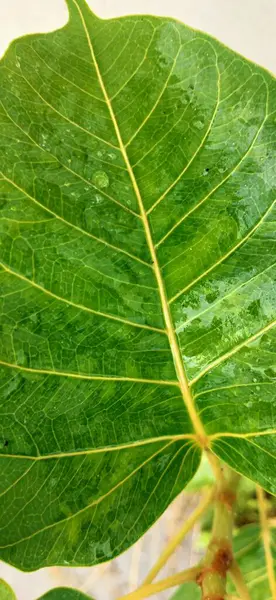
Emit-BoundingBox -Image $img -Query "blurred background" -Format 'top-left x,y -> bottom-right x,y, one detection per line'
0,0 -> 275,598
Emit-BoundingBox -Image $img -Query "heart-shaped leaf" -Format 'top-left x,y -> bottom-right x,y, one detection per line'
0,0 -> 275,570
0,584 -> 92,600
38,588 -> 93,600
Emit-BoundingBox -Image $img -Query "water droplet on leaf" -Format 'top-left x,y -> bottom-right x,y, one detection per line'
92,170 -> 109,189
194,120 -> 204,130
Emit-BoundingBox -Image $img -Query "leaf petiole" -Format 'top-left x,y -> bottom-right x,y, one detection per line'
117,567 -> 200,600
229,561 -> 251,600
196,466 -> 241,600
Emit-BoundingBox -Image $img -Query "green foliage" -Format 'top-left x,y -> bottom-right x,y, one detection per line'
0,582 -> 93,600
38,588 -> 92,600
0,580 -> 16,600
0,0 -> 275,572
228,525 -> 276,599
171,581 -> 200,600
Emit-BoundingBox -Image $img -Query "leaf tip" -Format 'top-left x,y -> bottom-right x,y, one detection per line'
65,0 -> 100,21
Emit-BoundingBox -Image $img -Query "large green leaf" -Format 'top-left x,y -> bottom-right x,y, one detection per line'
0,580 -> 16,600
227,524 -> 276,600
38,588 -> 92,600
171,524 -> 276,600
0,0 -> 275,570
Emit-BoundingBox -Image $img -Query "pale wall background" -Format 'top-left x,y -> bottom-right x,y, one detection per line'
1,0 -> 276,72
0,1 -> 275,599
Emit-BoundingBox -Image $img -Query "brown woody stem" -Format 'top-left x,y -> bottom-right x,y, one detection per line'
196,462 -> 240,600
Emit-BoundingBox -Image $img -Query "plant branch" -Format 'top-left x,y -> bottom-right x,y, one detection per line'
256,485 -> 276,599
196,464 -> 240,600
229,560 -> 251,600
117,566 -> 200,600
143,486 -> 214,585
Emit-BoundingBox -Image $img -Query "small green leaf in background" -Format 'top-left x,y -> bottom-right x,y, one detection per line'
0,0 -> 275,571
38,588 -> 92,600
0,579 -> 16,600
228,524 -> 276,600
171,581 -> 200,600
186,454 -> 215,492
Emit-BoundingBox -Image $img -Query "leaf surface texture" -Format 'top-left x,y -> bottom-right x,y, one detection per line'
0,0 -> 275,569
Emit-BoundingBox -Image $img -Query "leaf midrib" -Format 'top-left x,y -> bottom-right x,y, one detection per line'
3,2 -> 274,453
71,0 -> 208,446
